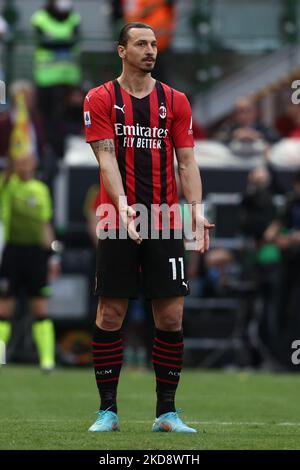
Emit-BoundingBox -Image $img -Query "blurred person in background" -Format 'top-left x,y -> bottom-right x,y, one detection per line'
200,248 -> 240,298
264,170 -> 300,333
240,166 -> 281,348
0,153 -> 60,371
52,85 -> 85,158
240,167 -> 279,242
123,0 -> 176,82
214,97 -> 279,157
31,0 -> 81,159
59,85 -> 85,137
0,81 -> 45,167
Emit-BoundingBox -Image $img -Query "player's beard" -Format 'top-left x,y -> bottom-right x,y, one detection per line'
140,60 -> 156,73
126,55 -> 156,74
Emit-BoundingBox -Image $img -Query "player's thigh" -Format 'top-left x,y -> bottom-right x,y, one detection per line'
95,235 -> 140,298
141,235 -> 189,299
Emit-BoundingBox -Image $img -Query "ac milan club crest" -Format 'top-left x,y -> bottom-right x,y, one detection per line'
159,105 -> 167,119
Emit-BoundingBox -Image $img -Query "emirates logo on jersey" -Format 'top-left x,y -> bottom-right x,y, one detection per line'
159,105 -> 167,119
114,123 -> 169,149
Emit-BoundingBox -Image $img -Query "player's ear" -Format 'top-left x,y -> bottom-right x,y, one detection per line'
117,45 -> 126,60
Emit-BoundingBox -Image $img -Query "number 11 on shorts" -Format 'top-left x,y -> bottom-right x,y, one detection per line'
169,257 -> 184,280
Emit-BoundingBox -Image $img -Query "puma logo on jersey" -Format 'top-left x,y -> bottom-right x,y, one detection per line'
182,281 -> 188,289
114,104 -> 126,114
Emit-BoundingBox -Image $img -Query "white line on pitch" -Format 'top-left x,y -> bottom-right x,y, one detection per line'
125,421 -> 300,426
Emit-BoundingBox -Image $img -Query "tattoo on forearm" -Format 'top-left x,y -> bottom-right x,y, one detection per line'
90,139 -> 115,156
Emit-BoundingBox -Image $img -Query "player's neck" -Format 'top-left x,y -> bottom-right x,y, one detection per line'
117,72 -> 156,99
18,173 -> 34,182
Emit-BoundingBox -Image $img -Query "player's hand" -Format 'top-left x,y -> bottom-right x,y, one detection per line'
119,205 -> 142,244
192,213 -> 215,253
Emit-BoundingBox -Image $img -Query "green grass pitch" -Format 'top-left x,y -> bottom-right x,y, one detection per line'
0,365 -> 300,450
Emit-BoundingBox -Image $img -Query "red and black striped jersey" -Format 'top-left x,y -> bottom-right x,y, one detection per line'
84,79 -> 194,229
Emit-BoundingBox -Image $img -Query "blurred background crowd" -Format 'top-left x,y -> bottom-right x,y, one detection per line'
1,0 -> 300,372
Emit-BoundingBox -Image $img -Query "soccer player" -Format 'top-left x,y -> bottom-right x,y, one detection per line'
84,22 -> 213,433
0,155 -> 59,371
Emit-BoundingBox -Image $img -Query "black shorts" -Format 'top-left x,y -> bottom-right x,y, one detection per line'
95,231 -> 189,299
0,244 -> 50,298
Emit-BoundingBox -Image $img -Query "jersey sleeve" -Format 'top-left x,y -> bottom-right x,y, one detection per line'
171,92 -> 194,148
84,88 -> 115,143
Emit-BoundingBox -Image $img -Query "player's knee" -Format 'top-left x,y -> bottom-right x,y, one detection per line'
0,298 -> 14,318
157,311 -> 182,331
0,308 -> 12,319
30,298 -> 48,318
97,304 -> 124,330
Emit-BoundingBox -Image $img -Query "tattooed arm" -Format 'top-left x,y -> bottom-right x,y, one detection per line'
90,139 -> 126,210
90,139 -> 115,164
89,139 -> 142,243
